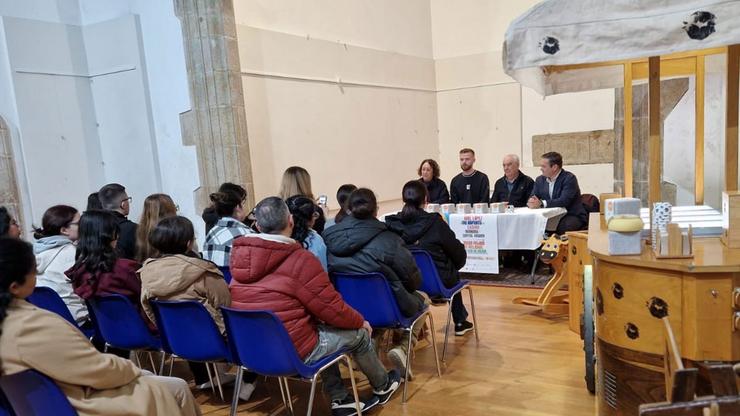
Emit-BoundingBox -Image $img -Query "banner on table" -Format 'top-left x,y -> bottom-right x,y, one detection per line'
448,214 -> 499,274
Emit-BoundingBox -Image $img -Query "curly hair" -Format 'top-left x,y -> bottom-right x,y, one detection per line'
417,159 -> 441,178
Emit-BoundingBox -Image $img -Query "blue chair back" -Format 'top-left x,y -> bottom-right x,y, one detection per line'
332,272 -> 405,328
0,370 -> 77,416
87,294 -> 160,350
0,388 -> 15,416
151,300 -> 230,362
221,308 -> 314,379
410,249 -> 447,297
27,287 -> 77,327
218,266 -> 232,284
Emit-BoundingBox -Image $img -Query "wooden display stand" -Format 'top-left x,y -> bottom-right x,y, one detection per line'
721,191 -> 740,248
587,213 -> 740,415
566,231 -> 592,334
513,234 -> 570,315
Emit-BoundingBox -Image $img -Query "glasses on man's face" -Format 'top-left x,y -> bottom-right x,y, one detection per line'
121,196 -> 132,205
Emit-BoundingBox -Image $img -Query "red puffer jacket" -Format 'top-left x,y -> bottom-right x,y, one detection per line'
229,235 -> 364,359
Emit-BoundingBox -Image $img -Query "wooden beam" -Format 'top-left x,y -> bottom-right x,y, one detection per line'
649,56 -> 662,206
632,57 -> 696,80
695,56 -> 705,204
726,45 -> 740,192
545,46 -> 727,74
624,62 -> 634,197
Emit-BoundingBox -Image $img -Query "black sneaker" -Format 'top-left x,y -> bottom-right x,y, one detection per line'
330,395 -> 370,416
373,369 -> 402,405
455,320 -> 474,336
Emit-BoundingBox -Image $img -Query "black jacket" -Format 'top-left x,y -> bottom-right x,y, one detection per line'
112,211 -> 138,260
491,171 -> 535,207
420,177 -> 450,204
385,211 -> 466,289
323,216 -> 424,317
531,169 -> 588,224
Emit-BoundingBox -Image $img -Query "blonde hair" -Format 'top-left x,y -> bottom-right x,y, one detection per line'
278,166 -> 314,200
135,193 -> 178,262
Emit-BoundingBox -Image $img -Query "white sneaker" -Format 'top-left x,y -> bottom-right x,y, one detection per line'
196,372 -> 236,390
238,380 -> 257,402
387,347 -> 413,381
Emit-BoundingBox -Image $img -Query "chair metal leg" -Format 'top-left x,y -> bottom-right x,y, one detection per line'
442,301 -> 453,362
159,351 -> 166,375
344,355 -> 363,415
427,312 -> 442,378
147,352 -> 157,374
205,361 -> 217,395
169,355 -> 175,376
283,377 -> 294,415
277,377 -> 290,414
306,375 -> 318,416
213,362 -> 225,402
402,327 -> 413,403
230,366 -> 244,416
467,286 -> 480,342
133,351 -> 142,368
530,248 -> 541,284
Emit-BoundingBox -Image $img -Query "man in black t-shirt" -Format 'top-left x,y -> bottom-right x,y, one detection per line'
449,148 -> 490,204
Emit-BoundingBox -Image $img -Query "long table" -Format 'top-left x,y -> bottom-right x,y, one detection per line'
446,207 -> 566,274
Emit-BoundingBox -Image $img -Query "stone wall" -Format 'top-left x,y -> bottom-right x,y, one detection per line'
532,130 -> 614,165
0,117 -> 22,230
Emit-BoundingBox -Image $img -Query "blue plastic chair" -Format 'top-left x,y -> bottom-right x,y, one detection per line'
0,370 -> 77,416
218,266 -> 232,284
220,308 -> 363,416
332,272 -> 442,403
87,294 -> 161,371
410,249 -> 480,361
0,388 -> 15,416
150,300 -> 232,400
27,287 -> 94,339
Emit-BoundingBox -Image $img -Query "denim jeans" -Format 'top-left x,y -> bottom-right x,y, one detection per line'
304,325 -> 388,402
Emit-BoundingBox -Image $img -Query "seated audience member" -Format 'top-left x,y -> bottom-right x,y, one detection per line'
418,159 -> 450,204
230,197 -> 401,415
286,195 -> 328,270
491,154 -> 534,207
0,206 -> 21,238
202,182 -> 246,235
66,210 -> 151,330
0,238 -> 201,416
528,151 -> 588,234
450,148 -> 490,204
279,166 -> 326,234
331,184 -> 357,226
33,205 -> 89,326
385,181 -> 474,336
86,192 -> 102,211
98,183 -> 138,260
138,216 -> 258,400
135,194 -> 178,262
202,187 -> 253,268
323,188 -> 427,379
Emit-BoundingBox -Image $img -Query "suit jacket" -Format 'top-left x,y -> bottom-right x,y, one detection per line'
490,171 -> 535,207
0,299 -> 192,416
531,169 -> 587,223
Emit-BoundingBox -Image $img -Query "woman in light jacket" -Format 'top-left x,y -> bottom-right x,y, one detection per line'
33,205 -> 89,326
0,237 -> 201,416
139,215 -> 257,402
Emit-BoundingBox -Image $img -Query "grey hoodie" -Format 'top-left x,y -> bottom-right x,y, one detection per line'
34,236 -> 89,324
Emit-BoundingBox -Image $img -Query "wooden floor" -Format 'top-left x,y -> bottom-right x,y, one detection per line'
194,286 -> 596,415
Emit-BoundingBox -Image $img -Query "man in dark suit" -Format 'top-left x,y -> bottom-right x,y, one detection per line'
98,183 -> 138,260
527,152 -> 587,234
490,154 -> 534,207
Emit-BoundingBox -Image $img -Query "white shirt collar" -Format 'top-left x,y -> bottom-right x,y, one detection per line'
546,169 -> 562,184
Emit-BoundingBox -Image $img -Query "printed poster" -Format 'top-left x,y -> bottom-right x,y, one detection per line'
448,213 -> 499,274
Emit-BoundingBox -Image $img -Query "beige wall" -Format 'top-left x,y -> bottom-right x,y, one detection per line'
234,0 -> 436,212
235,0 -> 618,214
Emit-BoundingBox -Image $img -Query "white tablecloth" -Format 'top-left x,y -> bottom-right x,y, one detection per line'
446,207 -> 566,274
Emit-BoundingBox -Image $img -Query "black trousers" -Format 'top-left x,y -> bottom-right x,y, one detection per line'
555,215 -> 587,235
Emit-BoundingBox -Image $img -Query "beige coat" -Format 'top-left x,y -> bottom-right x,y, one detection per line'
0,299 -> 192,415
139,255 -> 231,333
